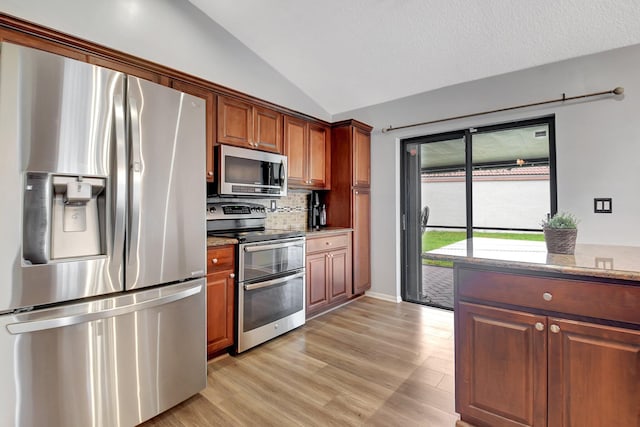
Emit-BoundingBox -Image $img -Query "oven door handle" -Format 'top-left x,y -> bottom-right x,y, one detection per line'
244,240 -> 304,253
244,271 -> 305,291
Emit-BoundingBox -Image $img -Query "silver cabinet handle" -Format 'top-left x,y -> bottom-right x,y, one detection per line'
535,322 -> 545,331
244,271 -> 305,291
244,239 -> 304,253
229,273 -> 235,279
550,324 -> 560,334
211,258 -> 218,264
543,292 -> 553,301
207,171 -> 214,176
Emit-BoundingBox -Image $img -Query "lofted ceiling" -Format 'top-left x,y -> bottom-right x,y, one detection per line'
188,0 -> 640,116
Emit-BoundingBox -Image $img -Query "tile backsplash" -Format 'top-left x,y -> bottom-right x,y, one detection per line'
209,190 -> 310,230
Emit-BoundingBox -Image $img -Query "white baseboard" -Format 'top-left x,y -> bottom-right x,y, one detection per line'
364,291 -> 402,303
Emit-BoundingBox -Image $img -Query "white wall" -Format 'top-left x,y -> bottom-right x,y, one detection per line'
0,0 -> 331,121
423,179 -> 550,230
335,44 -> 640,300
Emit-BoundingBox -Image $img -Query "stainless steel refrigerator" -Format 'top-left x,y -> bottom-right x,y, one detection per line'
0,42 -> 207,426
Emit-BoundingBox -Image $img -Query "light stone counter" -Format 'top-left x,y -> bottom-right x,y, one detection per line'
206,236 -> 238,247
423,237 -> 640,282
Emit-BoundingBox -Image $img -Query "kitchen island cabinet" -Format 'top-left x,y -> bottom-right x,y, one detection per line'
206,244 -> 236,356
425,238 -> 640,427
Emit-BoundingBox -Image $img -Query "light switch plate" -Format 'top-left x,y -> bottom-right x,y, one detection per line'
594,198 -> 612,213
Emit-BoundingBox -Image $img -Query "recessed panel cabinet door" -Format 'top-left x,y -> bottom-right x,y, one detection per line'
352,127 -> 370,187
547,318 -> 640,427
306,252 -> 328,312
457,302 -> 547,427
284,115 -> 307,186
217,96 -> 252,146
308,123 -> 330,188
352,189 -> 371,294
254,106 -> 282,153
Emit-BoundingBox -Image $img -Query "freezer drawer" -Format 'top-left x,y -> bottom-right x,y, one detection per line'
0,279 -> 206,427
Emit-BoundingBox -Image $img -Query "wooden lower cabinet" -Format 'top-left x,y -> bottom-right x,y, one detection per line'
206,245 -> 236,356
455,265 -> 640,427
305,231 -> 352,317
457,302 -> 547,427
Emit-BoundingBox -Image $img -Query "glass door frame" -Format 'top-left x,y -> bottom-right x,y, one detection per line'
400,116 -> 557,307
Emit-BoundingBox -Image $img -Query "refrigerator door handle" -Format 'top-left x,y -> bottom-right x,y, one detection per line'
127,96 -> 143,284
6,283 -> 203,334
113,94 -> 127,277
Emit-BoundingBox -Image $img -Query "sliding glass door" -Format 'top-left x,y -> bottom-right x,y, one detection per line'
401,117 -> 556,309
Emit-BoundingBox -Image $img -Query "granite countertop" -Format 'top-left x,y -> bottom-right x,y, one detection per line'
423,237 -> 640,282
305,227 -> 353,236
206,236 -> 238,247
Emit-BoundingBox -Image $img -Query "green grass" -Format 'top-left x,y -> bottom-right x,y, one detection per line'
422,230 -> 544,267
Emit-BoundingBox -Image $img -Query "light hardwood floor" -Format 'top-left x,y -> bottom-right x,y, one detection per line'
142,297 -> 458,426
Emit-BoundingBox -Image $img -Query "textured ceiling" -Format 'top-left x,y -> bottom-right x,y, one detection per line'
189,0 -> 640,115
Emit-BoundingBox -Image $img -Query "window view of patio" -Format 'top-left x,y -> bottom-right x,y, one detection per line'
403,119 -> 556,309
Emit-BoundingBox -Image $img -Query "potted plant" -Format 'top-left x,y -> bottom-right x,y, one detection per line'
541,212 -> 579,254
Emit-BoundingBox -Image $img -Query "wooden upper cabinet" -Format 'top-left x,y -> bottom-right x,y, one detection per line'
284,115 -> 330,189
308,123 -> 330,187
217,96 -> 253,146
217,95 -> 282,153
353,127 -> 370,187
254,105 -> 282,153
284,116 -> 307,186
171,80 -> 216,181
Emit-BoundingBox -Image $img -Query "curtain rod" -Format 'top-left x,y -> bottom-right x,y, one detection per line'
381,87 -> 624,133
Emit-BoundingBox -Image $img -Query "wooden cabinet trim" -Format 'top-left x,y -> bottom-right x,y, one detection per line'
0,13 -> 346,128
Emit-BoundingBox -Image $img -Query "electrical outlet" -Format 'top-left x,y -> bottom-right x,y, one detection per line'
594,198 -> 612,213
270,200 -> 277,212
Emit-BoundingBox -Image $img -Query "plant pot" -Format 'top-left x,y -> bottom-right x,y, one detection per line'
543,228 -> 578,255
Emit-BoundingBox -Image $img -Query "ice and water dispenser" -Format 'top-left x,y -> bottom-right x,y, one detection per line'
23,172 -> 106,264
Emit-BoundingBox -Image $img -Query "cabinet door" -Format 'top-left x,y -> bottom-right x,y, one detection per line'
206,271 -> 235,355
457,302 -> 547,427
328,248 -> 350,302
254,106 -> 282,153
306,252 -> 328,313
171,80 -> 216,181
352,189 -> 371,294
308,123 -> 330,189
284,115 -> 307,187
352,127 -> 370,187
548,318 -> 640,426
217,96 -> 252,147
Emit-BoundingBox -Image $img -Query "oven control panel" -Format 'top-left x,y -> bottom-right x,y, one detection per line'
206,202 -> 266,221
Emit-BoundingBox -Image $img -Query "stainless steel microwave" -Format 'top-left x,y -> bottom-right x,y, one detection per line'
215,145 -> 287,197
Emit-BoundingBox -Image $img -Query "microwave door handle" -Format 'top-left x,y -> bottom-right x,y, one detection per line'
279,160 -> 285,188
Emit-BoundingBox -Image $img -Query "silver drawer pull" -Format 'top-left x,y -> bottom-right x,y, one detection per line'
535,322 -> 545,331
550,324 -> 560,334
543,292 -> 553,302
211,258 -> 218,264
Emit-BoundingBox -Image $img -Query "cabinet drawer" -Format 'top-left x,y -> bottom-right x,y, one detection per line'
206,246 -> 235,273
306,233 -> 349,253
457,267 -> 640,326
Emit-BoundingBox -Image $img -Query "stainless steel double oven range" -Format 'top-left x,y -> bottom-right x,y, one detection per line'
207,202 -> 306,353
